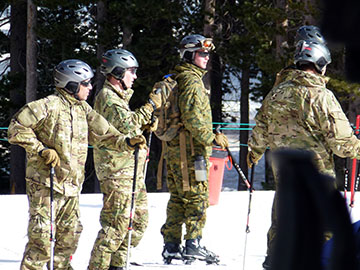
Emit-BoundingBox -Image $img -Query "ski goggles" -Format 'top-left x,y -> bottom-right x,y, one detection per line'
201,38 -> 215,51
127,67 -> 137,75
182,38 -> 215,51
80,80 -> 92,87
197,51 -> 210,57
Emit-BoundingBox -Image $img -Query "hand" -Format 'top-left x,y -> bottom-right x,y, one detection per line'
148,89 -> 162,110
143,117 -> 158,132
127,135 -> 147,150
247,151 -> 261,168
40,148 -> 60,167
214,133 -> 229,149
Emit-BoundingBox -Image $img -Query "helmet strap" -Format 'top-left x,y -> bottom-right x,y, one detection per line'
183,51 -> 194,64
64,82 -> 80,99
120,78 -> 128,90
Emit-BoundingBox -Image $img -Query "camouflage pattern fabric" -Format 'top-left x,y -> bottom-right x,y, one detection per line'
89,80 -> 151,269
88,174 -> 148,269
93,80 -> 152,179
160,62 -> 214,244
8,88 -> 129,196
248,69 -> 360,177
21,182 -> 82,270
8,88 -> 129,270
248,68 -> 360,258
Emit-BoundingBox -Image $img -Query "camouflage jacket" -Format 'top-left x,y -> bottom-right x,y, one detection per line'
93,80 -> 152,179
8,88 -> 129,196
248,69 -> 360,177
168,62 -> 215,158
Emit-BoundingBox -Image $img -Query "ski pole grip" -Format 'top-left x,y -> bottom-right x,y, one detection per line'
215,125 -> 221,134
50,166 -> 55,176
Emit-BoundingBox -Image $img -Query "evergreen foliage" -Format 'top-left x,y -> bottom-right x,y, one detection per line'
1,0 -> 359,193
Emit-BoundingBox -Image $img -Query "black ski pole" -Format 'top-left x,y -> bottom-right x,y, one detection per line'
243,162 -> 255,270
226,148 -> 251,190
351,160 -> 360,215
126,145 -> 140,270
143,113 -> 156,177
49,166 -> 55,270
344,168 -> 349,202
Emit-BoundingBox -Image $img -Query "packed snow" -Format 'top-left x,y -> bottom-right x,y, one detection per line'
1,190 -> 360,270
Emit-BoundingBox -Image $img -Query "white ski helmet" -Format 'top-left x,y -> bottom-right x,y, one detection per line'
54,59 -> 94,94
100,49 -> 139,80
294,40 -> 331,73
179,34 -> 215,61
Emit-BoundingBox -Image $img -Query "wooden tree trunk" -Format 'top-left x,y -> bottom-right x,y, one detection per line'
94,0 -> 106,98
203,0 -> 222,122
239,67 -> 250,190
82,0 -> 108,194
9,1 -> 27,194
26,0 -> 37,103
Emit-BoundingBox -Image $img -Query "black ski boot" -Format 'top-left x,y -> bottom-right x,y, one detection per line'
262,255 -> 272,269
162,242 -> 183,264
183,238 -> 219,265
108,266 -> 124,270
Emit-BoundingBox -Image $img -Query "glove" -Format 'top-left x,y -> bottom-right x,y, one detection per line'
214,133 -> 229,149
126,135 -> 147,150
39,148 -> 60,167
148,90 -> 162,110
142,117 -> 158,132
246,151 -> 261,168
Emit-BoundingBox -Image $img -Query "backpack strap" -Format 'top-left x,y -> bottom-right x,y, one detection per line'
155,73 -> 195,191
157,140 -> 167,190
179,130 -> 190,191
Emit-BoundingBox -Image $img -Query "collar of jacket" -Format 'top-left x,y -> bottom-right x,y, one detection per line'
103,79 -> 134,102
280,68 -> 330,87
56,88 -> 84,105
173,61 -> 208,78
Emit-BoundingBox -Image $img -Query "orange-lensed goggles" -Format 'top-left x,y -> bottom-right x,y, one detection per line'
202,39 -> 215,50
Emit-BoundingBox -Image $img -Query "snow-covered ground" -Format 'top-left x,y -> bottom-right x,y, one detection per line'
0,192 -> 272,270
2,191 -> 360,270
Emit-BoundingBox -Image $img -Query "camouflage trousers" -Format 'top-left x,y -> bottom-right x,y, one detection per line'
21,181 -> 83,270
161,154 -> 210,244
88,176 -> 148,269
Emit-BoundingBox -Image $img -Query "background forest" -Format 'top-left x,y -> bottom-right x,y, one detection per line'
1,0 -> 359,194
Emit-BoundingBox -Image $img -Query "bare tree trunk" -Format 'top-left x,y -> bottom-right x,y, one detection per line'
94,0 -> 106,97
303,0 -> 317,25
9,1 -> 27,194
203,0 -> 222,122
203,0 -> 215,92
122,26 -> 133,49
203,0 -> 215,37
26,0 -> 37,103
275,0 -> 288,58
239,67 -> 250,190
83,0 -> 108,194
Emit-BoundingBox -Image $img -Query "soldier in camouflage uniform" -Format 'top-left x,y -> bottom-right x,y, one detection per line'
8,59 -> 146,270
247,40 -> 360,269
273,25 -> 326,87
160,34 -> 228,264
88,49 -> 161,270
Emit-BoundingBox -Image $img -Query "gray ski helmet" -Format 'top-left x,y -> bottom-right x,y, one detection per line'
179,34 -> 215,60
295,25 -> 326,44
294,40 -> 331,73
100,49 -> 139,79
54,59 -> 94,92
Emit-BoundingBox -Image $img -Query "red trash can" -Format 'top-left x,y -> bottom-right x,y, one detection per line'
208,147 -> 229,205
